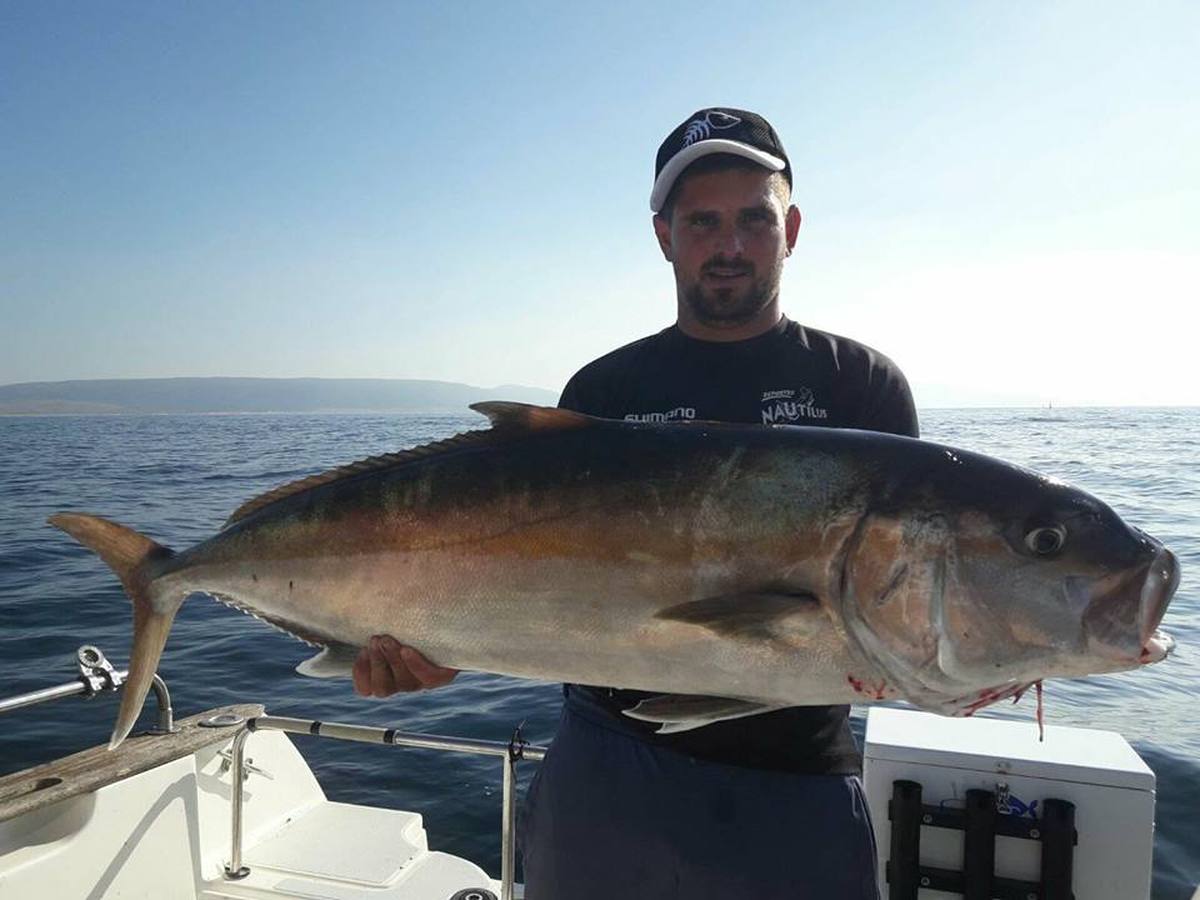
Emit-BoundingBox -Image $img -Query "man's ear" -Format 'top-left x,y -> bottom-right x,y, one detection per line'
652,214 -> 674,262
784,205 -> 802,256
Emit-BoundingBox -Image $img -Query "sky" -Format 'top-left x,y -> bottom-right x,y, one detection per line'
2,2 -> 1197,407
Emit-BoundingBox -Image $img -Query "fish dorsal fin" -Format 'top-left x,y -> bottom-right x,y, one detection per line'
468,401 -> 593,431
223,403 -> 594,528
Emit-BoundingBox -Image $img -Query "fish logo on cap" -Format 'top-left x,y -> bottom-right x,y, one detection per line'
683,110 -> 742,146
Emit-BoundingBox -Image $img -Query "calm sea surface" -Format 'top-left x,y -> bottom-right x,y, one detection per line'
1,408 -> 1196,897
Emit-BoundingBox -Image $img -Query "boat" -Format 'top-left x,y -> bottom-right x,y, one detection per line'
0,644 -> 1170,899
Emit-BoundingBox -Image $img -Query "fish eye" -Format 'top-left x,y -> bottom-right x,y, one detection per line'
1025,525 -> 1067,556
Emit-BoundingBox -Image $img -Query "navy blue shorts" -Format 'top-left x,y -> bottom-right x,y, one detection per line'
518,691 -> 880,899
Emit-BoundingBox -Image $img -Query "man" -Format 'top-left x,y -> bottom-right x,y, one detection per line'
356,107 -> 917,899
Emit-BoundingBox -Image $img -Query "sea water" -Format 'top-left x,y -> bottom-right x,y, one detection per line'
1,408 -> 1196,897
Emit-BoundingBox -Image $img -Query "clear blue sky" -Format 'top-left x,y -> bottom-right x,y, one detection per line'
2,2 -> 1197,406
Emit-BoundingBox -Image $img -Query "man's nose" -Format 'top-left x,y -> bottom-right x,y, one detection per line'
713,224 -> 745,255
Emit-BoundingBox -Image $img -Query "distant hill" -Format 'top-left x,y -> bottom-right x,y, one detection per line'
0,378 -> 559,415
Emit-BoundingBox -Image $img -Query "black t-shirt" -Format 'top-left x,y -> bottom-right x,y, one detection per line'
558,315 -> 919,775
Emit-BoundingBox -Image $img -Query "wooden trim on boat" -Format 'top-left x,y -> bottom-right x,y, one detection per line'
0,703 -> 264,823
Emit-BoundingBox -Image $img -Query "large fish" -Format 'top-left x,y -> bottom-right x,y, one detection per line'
50,403 -> 1179,749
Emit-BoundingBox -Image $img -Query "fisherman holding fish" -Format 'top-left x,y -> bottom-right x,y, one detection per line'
49,106 -> 1178,900
355,108 -> 917,899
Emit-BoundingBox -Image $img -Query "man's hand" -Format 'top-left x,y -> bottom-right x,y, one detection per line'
352,635 -> 459,697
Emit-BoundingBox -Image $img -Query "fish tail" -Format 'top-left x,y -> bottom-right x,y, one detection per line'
48,513 -> 180,750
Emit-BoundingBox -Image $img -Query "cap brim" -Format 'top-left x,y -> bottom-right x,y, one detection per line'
650,140 -> 786,212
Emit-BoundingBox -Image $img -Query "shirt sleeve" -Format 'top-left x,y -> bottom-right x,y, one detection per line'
859,362 -> 920,438
559,356 -> 624,417
557,372 -> 589,413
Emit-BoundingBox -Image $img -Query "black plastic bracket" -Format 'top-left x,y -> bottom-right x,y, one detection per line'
885,779 -> 1077,900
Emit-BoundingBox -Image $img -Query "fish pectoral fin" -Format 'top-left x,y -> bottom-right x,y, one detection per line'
296,643 -> 361,678
655,590 -> 821,641
622,694 -> 781,734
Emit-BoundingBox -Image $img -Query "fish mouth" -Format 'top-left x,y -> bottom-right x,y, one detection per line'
1134,546 -> 1178,663
1080,545 -> 1179,665
1141,630 -> 1175,664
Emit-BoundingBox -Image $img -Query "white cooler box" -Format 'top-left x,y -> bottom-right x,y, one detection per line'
862,707 -> 1156,900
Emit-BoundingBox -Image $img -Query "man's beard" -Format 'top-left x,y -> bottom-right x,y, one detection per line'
680,258 -> 780,328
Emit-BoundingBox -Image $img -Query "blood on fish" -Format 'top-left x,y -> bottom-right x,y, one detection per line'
846,674 -> 889,700
958,682 -> 1033,717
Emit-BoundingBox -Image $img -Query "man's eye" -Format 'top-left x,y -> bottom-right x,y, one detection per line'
689,215 -> 717,229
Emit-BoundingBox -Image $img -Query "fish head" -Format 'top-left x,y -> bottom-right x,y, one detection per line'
839,444 -> 1179,713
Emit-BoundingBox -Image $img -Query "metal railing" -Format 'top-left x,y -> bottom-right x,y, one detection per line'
223,714 -> 547,900
0,645 -> 176,736
0,648 -> 545,899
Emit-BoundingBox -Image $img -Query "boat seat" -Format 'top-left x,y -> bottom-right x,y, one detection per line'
203,800 -> 496,900
248,802 -> 422,883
